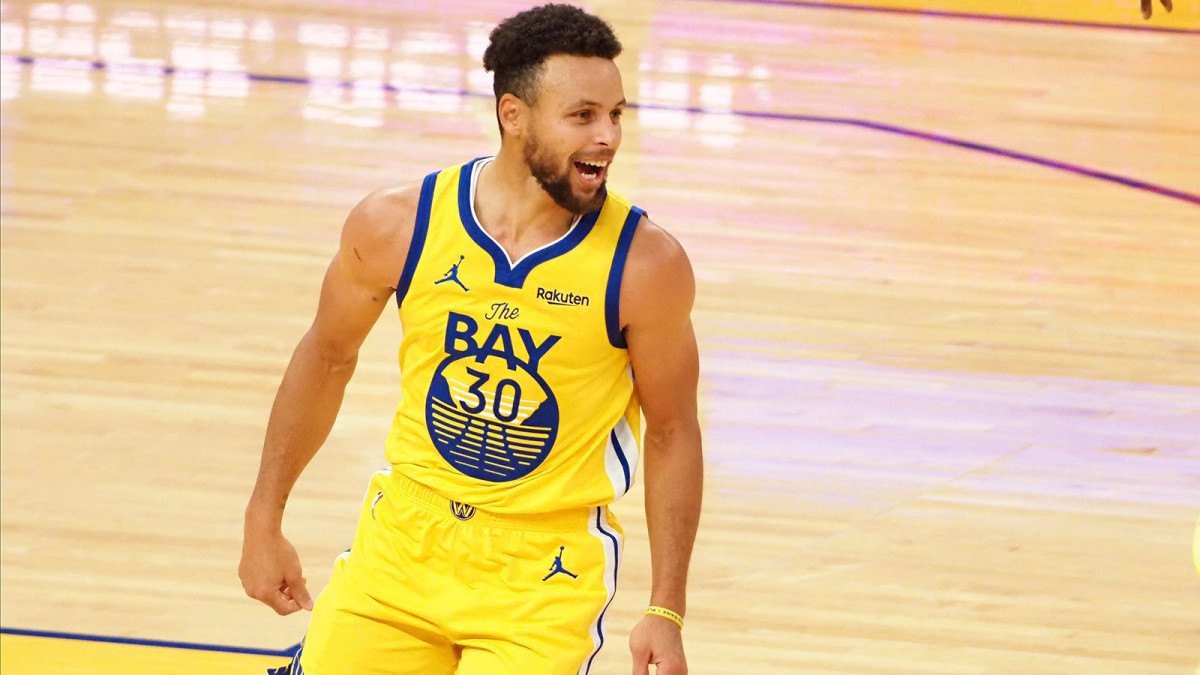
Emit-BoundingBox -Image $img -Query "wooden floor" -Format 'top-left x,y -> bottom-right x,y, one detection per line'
2,0 -> 1199,673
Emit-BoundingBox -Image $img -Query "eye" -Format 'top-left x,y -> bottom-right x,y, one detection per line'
611,109 -> 624,121
574,110 -> 593,121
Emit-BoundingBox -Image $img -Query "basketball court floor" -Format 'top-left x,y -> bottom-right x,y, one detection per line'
1,0 -> 1198,672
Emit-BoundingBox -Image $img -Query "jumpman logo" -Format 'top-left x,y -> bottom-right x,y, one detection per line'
542,546 -> 578,581
434,255 -> 469,292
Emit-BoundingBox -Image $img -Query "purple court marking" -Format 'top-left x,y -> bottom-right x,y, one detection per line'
699,347 -> 1200,498
0,626 -> 301,658
642,103 -> 1200,206
689,0 -> 1200,35
6,54 -> 1198,206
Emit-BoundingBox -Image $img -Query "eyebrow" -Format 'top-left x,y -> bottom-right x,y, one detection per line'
565,98 -> 627,109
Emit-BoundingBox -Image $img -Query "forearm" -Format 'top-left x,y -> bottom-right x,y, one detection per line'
642,419 -> 703,617
246,330 -> 358,528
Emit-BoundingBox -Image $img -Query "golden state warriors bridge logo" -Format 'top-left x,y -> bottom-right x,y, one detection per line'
426,311 -> 560,482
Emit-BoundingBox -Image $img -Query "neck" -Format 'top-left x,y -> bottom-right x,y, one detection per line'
476,146 -> 577,240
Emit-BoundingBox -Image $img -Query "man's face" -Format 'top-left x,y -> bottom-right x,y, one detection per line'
521,55 -> 626,215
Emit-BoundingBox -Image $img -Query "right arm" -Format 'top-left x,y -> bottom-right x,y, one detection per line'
238,186 -> 418,615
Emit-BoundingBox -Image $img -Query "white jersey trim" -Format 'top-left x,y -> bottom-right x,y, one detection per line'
578,506 -> 622,675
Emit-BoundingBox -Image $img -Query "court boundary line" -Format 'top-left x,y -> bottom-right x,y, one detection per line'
691,0 -> 1200,34
4,54 -> 1198,207
0,626 -> 301,658
657,104 -> 1200,206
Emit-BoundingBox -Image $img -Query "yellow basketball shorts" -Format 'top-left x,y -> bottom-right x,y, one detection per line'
292,469 -> 625,675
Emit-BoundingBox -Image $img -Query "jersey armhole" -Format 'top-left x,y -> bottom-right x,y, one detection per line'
395,171 -> 439,307
604,206 -> 645,349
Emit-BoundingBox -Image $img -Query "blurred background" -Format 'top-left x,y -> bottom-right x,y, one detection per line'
1,1 -> 1198,673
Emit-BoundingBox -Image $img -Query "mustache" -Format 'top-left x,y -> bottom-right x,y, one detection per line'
571,154 -> 615,164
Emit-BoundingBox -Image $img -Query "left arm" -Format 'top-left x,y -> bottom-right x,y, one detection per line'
621,215 -> 703,675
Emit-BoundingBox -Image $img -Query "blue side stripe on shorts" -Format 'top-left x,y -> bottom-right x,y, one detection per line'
290,640 -> 304,675
583,507 -> 621,675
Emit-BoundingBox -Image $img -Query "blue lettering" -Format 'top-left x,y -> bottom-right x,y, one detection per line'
519,329 -> 561,372
443,312 -> 560,372
478,323 -> 520,371
444,312 -> 479,355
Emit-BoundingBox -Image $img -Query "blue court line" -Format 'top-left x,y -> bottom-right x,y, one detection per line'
692,0 -> 1200,34
6,54 -> 1198,206
0,626 -> 301,658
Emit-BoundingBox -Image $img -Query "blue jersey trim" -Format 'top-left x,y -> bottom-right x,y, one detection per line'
604,206 -> 644,348
456,157 -> 604,289
395,171 -> 438,307
583,508 -> 621,675
611,429 -> 631,495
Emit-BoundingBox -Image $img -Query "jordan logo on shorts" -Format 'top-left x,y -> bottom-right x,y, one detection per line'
434,255 -> 469,292
542,546 -> 578,581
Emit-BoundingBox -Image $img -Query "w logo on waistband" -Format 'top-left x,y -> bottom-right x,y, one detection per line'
449,501 -> 476,521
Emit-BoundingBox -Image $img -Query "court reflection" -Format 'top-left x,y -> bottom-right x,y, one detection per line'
1,0 -> 754,147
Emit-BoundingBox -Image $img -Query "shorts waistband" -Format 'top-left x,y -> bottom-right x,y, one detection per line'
388,471 -> 598,533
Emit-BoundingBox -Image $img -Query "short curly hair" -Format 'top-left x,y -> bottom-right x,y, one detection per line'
483,4 -> 622,113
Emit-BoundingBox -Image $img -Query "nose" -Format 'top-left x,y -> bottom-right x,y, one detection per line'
596,118 -> 620,148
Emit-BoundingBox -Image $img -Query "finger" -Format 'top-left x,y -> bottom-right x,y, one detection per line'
285,575 -> 314,611
657,660 -> 688,675
269,590 -> 303,616
245,581 -> 284,603
1141,0 -> 1152,18
630,646 -> 651,675
1161,0 -> 1173,13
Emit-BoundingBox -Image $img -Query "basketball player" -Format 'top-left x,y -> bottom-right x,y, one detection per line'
238,5 -> 702,675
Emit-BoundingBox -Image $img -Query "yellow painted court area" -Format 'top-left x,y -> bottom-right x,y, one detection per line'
0,634 -> 287,675
805,0 -> 1200,28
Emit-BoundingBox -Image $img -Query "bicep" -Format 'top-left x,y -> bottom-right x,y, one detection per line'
306,246 -> 394,363
627,312 -> 700,432
306,190 -> 414,362
623,226 -> 700,432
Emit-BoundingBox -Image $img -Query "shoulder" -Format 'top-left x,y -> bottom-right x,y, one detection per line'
344,183 -> 423,248
339,183 -> 424,291
619,214 -> 695,329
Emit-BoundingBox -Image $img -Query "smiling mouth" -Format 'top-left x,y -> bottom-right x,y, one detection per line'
573,159 -> 609,182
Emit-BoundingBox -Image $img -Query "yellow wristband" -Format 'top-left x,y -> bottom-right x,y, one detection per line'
645,606 -> 683,629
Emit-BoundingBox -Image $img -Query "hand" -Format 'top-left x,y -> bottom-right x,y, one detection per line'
629,614 -> 687,675
239,524 -> 314,615
1141,0 -> 1173,19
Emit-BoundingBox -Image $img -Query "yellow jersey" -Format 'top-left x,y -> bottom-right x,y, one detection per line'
383,157 -> 643,515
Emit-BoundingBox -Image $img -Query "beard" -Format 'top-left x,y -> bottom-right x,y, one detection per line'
523,130 -> 607,215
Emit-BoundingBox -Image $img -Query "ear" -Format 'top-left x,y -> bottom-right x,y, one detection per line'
498,93 -> 525,137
